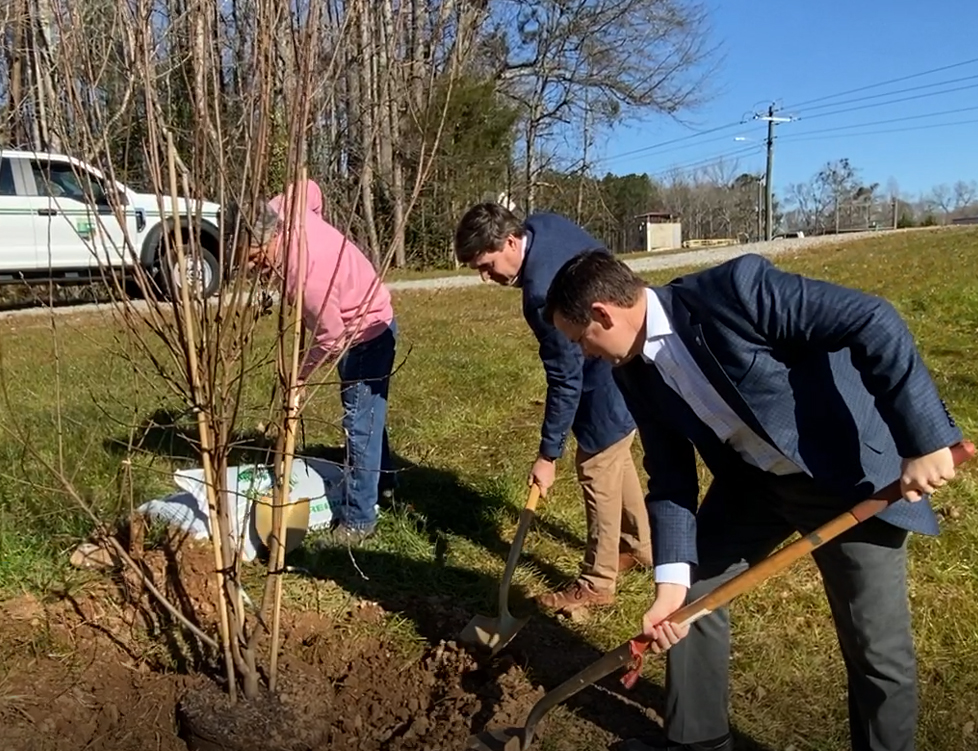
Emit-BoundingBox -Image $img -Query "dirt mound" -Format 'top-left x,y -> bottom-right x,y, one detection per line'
177,631 -> 542,751
0,544 -> 547,751
120,525 -> 225,631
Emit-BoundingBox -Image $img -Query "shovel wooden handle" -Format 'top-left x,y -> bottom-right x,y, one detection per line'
495,483 -> 543,616
621,439 -> 976,688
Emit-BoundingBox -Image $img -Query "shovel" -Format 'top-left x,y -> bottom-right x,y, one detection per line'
460,482 -> 542,655
467,439 -> 976,751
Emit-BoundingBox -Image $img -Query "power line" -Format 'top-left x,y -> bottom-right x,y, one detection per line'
778,116 -> 978,144
796,82 -> 978,122
591,57 -> 978,176
795,73 -> 978,114
581,141 -> 765,181
593,120 -> 747,167
641,143 -> 765,180
784,56 -> 978,110
597,128 -> 757,168
779,105 -> 978,139
595,77 -> 978,170
590,60 -> 978,197
593,78 -> 976,171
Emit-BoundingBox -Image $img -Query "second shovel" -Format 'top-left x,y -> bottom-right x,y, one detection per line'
460,483 -> 542,655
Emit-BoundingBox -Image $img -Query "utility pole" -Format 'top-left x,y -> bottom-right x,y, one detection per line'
756,178 -> 762,241
754,103 -> 794,240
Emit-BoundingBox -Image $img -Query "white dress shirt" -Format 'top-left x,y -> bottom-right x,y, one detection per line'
513,235 -> 527,285
641,288 -> 801,587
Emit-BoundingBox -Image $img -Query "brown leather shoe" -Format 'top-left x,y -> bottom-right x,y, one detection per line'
618,552 -> 653,573
536,580 -> 615,614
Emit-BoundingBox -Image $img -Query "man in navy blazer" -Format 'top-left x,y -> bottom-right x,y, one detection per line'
543,250 -> 960,751
453,203 -> 653,614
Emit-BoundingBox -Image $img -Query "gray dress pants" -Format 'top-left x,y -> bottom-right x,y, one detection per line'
664,471 -> 916,751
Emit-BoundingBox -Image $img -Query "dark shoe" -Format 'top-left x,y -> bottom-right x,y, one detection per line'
328,522 -> 376,547
621,733 -> 733,751
536,579 -> 615,614
618,551 -> 653,573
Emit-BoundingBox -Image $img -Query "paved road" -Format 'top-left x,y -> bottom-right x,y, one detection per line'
0,227 -> 940,321
386,228 -> 938,291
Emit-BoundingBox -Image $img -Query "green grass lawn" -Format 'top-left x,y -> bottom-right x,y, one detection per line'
1,226 -> 978,749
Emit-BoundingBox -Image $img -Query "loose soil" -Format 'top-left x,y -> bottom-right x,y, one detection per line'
0,531 -> 610,751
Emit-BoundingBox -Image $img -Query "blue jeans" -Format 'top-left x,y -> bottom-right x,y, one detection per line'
335,318 -> 396,531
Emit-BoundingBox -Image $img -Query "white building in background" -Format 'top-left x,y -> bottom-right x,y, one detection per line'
636,211 -> 682,252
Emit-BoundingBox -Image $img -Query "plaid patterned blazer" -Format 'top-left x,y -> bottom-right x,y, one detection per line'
613,253 -> 962,568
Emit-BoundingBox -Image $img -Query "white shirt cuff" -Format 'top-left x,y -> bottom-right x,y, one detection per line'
654,562 -> 691,588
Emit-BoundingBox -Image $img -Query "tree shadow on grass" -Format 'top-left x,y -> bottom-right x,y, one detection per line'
102,407 -> 283,467
104,409 -> 584,591
300,442 -> 582,584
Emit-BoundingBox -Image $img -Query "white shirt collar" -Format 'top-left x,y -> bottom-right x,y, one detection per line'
513,234 -> 527,285
642,287 -> 673,360
645,287 -> 673,337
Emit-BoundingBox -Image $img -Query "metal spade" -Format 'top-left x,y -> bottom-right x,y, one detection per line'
460,483 -> 542,655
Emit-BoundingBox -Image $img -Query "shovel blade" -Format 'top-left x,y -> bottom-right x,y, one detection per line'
458,613 -> 530,655
465,727 -> 524,751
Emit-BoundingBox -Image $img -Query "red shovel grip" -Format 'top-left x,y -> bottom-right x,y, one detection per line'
619,439 -> 975,690
622,639 -> 649,690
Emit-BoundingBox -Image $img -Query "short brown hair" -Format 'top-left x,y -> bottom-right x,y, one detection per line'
454,202 -> 526,263
544,250 -> 645,325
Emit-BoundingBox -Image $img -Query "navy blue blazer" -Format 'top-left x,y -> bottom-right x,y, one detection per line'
613,253 -> 962,568
516,212 -> 636,459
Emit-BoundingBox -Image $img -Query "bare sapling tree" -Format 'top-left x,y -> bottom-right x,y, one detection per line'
0,0 -> 476,711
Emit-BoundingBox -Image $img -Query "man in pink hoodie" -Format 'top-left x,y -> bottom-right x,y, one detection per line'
235,179 -> 397,545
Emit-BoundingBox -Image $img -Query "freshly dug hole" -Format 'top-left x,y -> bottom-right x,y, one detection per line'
177,640 -> 543,751
178,678 -> 322,751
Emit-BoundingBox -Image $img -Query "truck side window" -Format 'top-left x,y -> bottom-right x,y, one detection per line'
30,161 -> 109,204
0,159 -> 15,196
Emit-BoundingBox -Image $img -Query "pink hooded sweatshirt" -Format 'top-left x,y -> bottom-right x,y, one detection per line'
269,179 -> 394,383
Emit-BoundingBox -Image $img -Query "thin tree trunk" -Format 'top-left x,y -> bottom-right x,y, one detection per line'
23,0 -> 40,148
8,0 -> 27,145
376,2 -> 393,182
379,0 -> 406,267
409,0 -> 424,115
525,115 -> 538,214
356,2 -> 380,263
576,93 -> 589,223
33,0 -> 61,151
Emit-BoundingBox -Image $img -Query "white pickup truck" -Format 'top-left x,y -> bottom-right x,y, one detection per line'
0,149 -> 226,299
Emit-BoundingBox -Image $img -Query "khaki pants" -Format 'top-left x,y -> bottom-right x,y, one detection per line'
575,430 -> 652,594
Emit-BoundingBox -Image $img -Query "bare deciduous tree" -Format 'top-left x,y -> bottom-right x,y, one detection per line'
488,0 -> 718,212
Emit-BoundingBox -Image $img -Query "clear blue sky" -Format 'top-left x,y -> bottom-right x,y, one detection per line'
594,0 -> 978,200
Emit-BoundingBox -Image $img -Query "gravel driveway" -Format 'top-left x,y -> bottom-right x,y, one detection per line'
0,227 -> 938,321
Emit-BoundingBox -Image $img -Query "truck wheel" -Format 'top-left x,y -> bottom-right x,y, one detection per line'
161,244 -> 221,300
